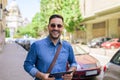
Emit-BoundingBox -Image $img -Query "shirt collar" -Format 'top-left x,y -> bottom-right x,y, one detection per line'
46,35 -> 62,46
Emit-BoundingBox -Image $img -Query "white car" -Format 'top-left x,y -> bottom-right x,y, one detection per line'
103,49 -> 120,80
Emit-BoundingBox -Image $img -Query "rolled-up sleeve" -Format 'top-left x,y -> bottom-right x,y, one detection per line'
29,68 -> 39,77
68,45 -> 77,68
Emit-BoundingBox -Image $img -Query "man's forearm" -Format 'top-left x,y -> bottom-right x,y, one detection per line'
35,71 -> 54,80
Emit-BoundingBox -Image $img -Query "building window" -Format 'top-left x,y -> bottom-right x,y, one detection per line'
93,22 -> 105,29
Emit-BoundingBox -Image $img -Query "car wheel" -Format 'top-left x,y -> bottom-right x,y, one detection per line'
95,44 -> 100,48
96,45 -> 100,48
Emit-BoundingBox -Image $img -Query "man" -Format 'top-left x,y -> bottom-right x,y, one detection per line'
24,14 -> 77,80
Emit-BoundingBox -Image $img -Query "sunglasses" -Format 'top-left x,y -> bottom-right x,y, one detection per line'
50,23 -> 63,28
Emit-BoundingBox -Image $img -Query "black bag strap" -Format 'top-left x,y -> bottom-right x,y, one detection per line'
47,44 -> 62,73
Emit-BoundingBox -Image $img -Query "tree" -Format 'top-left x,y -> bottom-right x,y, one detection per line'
16,23 -> 37,38
39,0 -> 83,33
5,28 -> 10,37
17,0 -> 84,38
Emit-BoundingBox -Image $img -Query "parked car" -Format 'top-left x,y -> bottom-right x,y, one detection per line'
101,38 -> 120,49
87,37 -> 111,48
22,38 -> 37,51
15,38 -> 25,47
71,44 -> 101,80
15,38 -> 37,51
103,49 -> 120,80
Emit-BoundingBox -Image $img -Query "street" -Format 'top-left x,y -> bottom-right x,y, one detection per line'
0,43 -> 33,80
0,43 -> 118,80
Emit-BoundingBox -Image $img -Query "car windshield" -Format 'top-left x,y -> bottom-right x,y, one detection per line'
107,39 -> 117,42
72,44 -> 89,55
111,50 -> 120,65
108,39 -> 114,42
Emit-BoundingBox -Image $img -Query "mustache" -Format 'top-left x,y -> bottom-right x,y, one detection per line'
51,30 -> 60,33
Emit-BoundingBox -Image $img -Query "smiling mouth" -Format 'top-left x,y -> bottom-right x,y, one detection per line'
52,30 -> 60,34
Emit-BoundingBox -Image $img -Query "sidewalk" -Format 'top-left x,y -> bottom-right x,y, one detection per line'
0,43 -> 33,80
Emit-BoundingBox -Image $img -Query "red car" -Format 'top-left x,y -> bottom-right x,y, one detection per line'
101,38 -> 120,49
71,44 -> 101,80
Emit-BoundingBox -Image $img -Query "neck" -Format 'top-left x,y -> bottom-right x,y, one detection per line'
52,39 -> 59,45
49,35 -> 60,45
49,37 -> 59,45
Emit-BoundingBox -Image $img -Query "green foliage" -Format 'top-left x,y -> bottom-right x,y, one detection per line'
16,23 -> 38,38
39,0 -> 83,33
5,28 -> 10,37
17,0 -> 83,37
32,13 -> 45,31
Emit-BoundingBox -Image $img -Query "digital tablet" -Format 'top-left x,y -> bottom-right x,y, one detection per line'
49,71 -> 73,79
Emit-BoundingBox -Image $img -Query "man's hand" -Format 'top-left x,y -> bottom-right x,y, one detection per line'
36,71 -> 55,80
62,73 -> 73,80
62,66 -> 76,80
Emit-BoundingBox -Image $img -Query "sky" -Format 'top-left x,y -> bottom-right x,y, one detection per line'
7,0 -> 40,21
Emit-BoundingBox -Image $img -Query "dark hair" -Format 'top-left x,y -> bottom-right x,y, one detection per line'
49,14 -> 64,23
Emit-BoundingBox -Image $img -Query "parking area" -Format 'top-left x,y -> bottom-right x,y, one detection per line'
79,44 -> 117,55
77,44 -> 119,80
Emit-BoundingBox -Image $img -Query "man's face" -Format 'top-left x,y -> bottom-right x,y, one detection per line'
48,18 -> 64,40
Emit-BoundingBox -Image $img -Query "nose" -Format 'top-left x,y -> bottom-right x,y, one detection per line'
53,25 -> 59,30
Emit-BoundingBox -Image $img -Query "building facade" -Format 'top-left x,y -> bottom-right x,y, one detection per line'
6,0 -> 23,38
79,0 -> 120,43
0,0 -> 7,51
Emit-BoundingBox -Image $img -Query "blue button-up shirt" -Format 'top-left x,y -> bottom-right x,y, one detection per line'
24,36 -> 77,80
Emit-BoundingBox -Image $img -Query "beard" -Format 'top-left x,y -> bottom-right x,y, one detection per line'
49,30 -> 61,40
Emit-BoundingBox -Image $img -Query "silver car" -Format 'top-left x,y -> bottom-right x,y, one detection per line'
103,49 -> 120,80
87,37 -> 111,48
